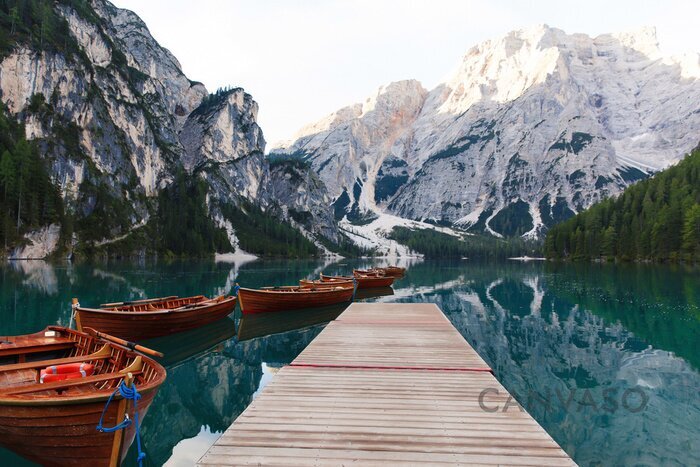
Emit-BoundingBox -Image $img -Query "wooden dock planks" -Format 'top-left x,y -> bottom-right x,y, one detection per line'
199,303 -> 575,466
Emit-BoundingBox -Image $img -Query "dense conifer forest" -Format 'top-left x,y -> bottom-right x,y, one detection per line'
219,201 -> 319,258
389,227 -> 538,260
156,170 -> 232,256
545,147 -> 700,263
0,105 -> 64,250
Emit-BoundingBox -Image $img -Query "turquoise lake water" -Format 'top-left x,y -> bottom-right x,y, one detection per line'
1,259 -> 699,466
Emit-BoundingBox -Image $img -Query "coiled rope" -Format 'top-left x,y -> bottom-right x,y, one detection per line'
97,380 -> 146,466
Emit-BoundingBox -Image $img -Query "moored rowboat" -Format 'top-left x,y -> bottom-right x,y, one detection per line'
238,285 -> 355,314
354,266 -> 406,277
0,326 -> 166,466
321,273 -> 395,289
75,294 -> 237,341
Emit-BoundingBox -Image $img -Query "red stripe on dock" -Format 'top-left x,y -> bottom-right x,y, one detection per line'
289,362 -> 495,373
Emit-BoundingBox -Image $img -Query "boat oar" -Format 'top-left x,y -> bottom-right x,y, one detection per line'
83,327 -> 164,358
100,295 -> 179,308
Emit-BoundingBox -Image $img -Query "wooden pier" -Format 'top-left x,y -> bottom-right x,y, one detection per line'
198,303 -> 575,466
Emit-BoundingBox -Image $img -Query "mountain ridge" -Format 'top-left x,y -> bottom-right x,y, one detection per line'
274,24 -> 700,241
2,6 -> 698,258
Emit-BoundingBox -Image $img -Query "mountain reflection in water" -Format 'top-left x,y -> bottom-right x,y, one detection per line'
0,259 -> 698,466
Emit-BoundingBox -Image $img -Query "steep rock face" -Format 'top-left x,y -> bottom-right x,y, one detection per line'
268,162 -> 338,241
9,224 -> 61,259
181,89 -> 267,203
0,0 -> 336,256
274,80 -> 427,223
90,1 -> 206,132
275,25 -> 700,238
0,0 -> 206,243
180,89 -> 339,242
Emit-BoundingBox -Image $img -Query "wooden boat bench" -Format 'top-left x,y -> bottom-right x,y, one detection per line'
0,356 -> 145,396
0,344 -> 113,374
0,335 -> 76,361
0,370 -> 144,396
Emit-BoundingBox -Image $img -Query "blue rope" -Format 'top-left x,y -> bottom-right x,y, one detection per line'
233,284 -> 241,296
96,381 -> 146,466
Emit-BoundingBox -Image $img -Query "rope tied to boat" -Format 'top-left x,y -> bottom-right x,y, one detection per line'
68,299 -> 80,329
96,380 -> 146,466
233,283 -> 241,296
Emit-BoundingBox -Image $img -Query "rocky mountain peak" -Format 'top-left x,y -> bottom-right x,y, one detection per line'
608,26 -> 660,58
437,26 -> 562,115
281,79 -> 426,148
277,25 -> 700,245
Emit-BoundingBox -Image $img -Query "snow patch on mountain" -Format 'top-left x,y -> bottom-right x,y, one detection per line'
338,212 -> 463,257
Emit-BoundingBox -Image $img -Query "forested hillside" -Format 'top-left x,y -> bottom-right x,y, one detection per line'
545,147 -> 700,263
0,104 -> 64,249
389,227 -> 538,260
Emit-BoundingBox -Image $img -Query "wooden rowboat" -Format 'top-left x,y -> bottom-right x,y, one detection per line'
238,285 -> 355,314
75,294 -> 237,341
321,273 -> 395,289
0,326 -> 166,466
354,266 -> 406,277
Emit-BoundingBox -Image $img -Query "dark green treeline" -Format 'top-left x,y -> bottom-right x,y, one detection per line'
389,226 -> 539,259
545,148 -> 700,263
0,105 -> 64,249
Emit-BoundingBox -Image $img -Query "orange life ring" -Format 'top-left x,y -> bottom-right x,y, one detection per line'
40,363 -> 95,383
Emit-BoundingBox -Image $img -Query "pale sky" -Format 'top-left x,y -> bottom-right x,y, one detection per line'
111,0 -> 699,148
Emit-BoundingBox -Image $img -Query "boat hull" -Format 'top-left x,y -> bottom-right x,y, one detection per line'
355,276 -> 394,288
0,326 -> 166,467
0,386 -> 159,466
238,288 -> 354,315
76,298 -> 237,341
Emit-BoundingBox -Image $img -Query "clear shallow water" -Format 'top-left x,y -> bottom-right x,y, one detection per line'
1,259 -> 699,466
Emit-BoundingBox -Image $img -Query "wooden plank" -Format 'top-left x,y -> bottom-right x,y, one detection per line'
200,447 -> 575,466
198,303 -> 575,466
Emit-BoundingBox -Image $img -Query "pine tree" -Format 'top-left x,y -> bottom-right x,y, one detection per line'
682,204 -> 700,261
602,226 -> 617,258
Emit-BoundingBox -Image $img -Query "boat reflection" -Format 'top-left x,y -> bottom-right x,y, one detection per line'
128,312 -> 331,466
143,317 -> 237,368
237,303 -> 349,341
353,286 -> 394,301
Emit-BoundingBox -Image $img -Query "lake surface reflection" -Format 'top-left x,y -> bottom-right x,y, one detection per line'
1,259 -> 698,466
